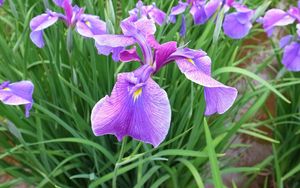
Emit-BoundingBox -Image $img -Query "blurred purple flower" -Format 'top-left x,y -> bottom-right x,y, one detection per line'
190,0 -> 221,25
30,0 -> 106,48
0,81 -> 34,118
168,0 -> 255,39
282,42 -> 300,71
128,0 -> 166,25
92,19 -> 237,147
261,2 -> 300,71
223,3 -> 254,39
261,9 -> 295,37
0,0 -> 4,6
169,1 -> 188,23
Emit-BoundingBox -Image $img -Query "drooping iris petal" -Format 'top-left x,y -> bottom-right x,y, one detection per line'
91,69 -> 171,147
76,14 -> 106,37
203,86 -> 238,115
30,12 -> 60,48
282,42 -> 300,71
0,81 -> 34,117
175,56 -> 237,115
262,9 -> 295,37
223,11 -> 253,39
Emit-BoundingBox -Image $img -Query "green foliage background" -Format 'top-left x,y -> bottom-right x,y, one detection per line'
0,0 -> 300,187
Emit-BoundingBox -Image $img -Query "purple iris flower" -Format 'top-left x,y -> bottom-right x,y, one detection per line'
128,0 -> 166,26
222,1 -> 254,39
261,2 -> 300,71
261,9 -> 295,37
168,0 -> 254,39
169,1 -> 189,23
0,81 -> 34,118
30,0 -> 106,48
189,0 -> 221,25
170,0 -> 221,26
0,0 -> 4,6
92,19 -> 237,147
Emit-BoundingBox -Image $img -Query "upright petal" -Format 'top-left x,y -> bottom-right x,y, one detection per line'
205,0 -> 221,18
175,56 -> 237,115
0,81 -> 34,117
190,4 -> 207,25
91,68 -> 171,147
282,42 -> 300,71
63,0 -> 73,25
262,9 -> 295,37
154,41 -> 178,71
120,19 -> 155,65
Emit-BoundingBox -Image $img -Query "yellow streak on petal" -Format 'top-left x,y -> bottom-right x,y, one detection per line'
85,21 -> 91,28
187,58 -> 195,65
2,88 -> 10,91
133,88 -> 143,102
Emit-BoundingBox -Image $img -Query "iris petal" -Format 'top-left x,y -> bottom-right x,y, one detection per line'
91,70 -> 171,147
0,81 -> 34,117
175,57 -> 237,115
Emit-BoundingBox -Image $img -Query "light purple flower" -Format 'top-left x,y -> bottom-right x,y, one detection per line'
223,4 -> 254,39
189,0 -> 221,25
169,1 -> 188,23
30,0 -> 106,48
260,3 -> 300,71
91,19 -> 237,146
128,0 -> 166,26
0,81 -> 34,117
262,9 -> 295,37
282,42 -> 300,71
0,0 -> 4,6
